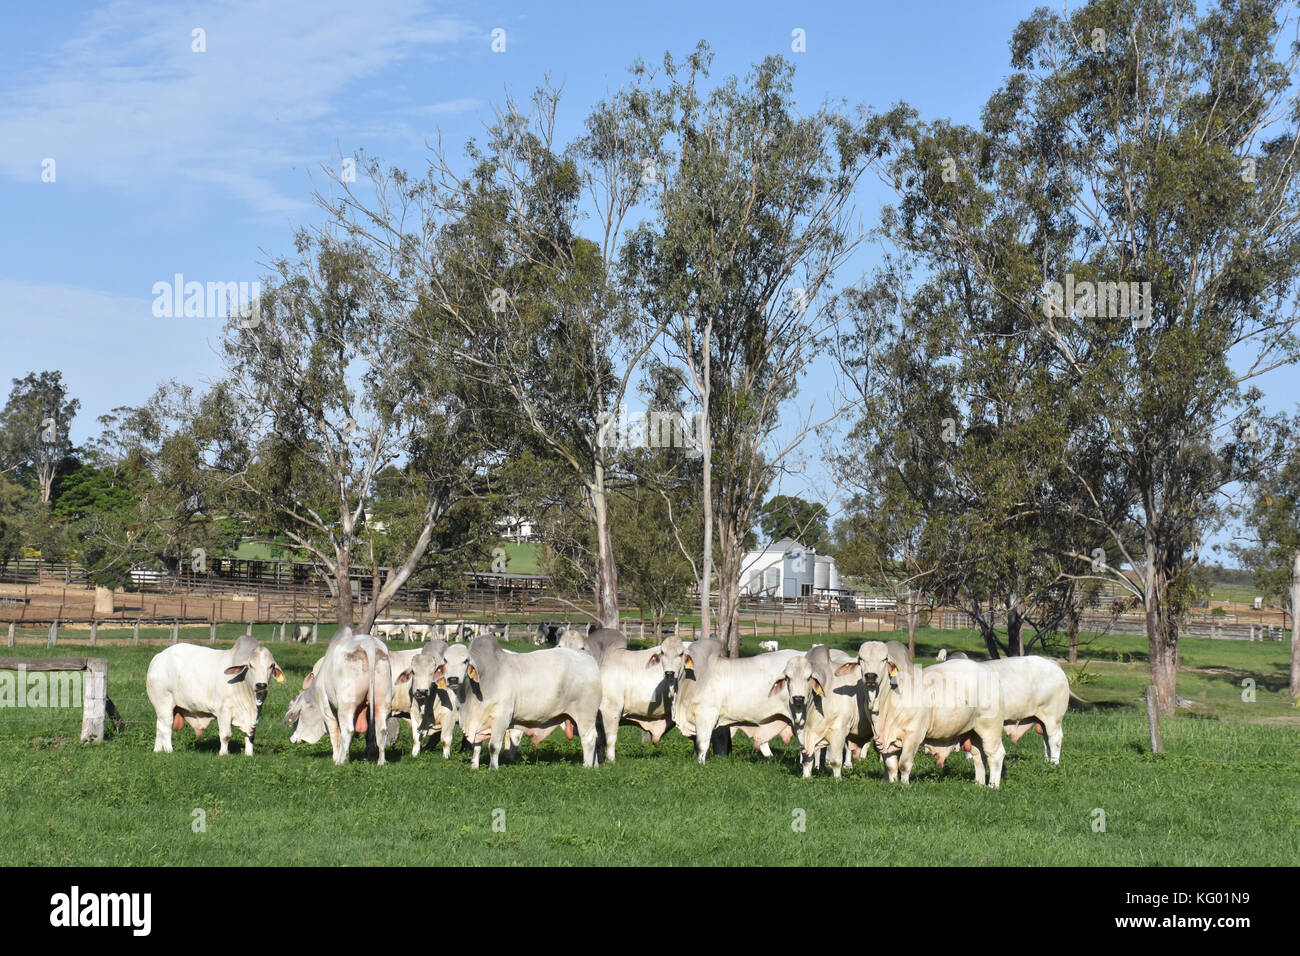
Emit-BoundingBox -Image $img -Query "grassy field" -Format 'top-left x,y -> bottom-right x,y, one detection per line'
1,625 -> 1296,866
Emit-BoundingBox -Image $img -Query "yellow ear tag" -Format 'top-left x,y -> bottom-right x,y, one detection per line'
684,655 -> 694,669
467,664 -> 478,680
437,678 -> 446,689
887,662 -> 898,677
275,672 -> 286,683
813,681 -> 823,697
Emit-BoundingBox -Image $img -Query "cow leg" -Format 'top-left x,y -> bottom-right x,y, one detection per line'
1045,720 -> 1063,765
827,729 -> 846,779
488,720 -> 508,771
801,753 -> 814,778
334,709 -> 354,766
842,743 -> 854,773
599,705 -> 620,763
243,725 -> 255,756
578,717 -> 599,768
153,700 -> 174,753
409,714 -> 421,757
695,710 -> 719,765
470,742 -> 482,770
216,709 -> 233,756
881,750 -> 900,782
897,738 -> 921,785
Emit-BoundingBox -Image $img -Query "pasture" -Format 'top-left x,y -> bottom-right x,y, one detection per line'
1,626 -> 1296,866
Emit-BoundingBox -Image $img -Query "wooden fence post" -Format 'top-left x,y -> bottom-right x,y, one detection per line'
1145,685 -> 1163,754
132,620 -> 140,645
81,657 -> 108,742
245,622 -> 253,638
169,621 -> 179,645
312,622 -> 318,644
48,619 -> 58,647
6,622 -> 13,647
90,620 -> 98,646
210,622 -> 217,645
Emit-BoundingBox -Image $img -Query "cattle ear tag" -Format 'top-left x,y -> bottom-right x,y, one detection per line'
437,679 -> 446,689
887,662 -> 898,677
812,680 -> 823,697
274,668 -> 285,683
467,664 -> 478,680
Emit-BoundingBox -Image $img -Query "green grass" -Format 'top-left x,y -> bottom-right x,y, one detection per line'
1,627 -> 1296,866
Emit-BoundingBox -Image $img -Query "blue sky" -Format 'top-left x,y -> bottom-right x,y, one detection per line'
1,1 -> 1294,560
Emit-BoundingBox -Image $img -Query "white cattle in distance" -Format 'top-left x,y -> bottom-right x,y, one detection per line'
146,636 -> 285,756
284,631 -> 393,765
848,641 -> 1005,787
291,624 -> 313,644
673,640 -> 801,765
451,635 -> 601,770
759,640 -> 779,652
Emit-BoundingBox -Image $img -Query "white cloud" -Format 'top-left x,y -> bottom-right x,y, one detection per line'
0,0 -> 475,212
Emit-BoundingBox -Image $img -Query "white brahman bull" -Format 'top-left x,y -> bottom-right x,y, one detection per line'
925,654 -> 1068,769
452,635 -> 601,770
388,639 -> 449,756
673,642 -> 801,765
846,640 -> 1005,787
146,636 -> 285,756
283,632 -> 393,765
773,644 -> 871,779
592,635 -> 687,762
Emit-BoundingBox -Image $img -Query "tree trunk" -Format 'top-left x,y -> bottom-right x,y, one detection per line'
590,464 -> 621,630
905,590 -> 918,659
1143,517 -> 1179,717
1006,600 -> 1025,656
336,549 -> 353,629
1067,608 -> 1079,664
717,519 -> 743,658
1289,552 -> 1299,698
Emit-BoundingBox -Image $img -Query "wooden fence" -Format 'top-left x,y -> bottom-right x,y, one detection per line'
0,656 -> 111,741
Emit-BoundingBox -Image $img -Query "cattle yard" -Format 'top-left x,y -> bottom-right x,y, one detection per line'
0,624 -> 1295,867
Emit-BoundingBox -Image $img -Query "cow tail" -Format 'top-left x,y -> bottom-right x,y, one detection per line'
366,642 -> 378,730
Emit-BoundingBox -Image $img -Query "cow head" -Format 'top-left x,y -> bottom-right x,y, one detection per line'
441,644 -> 471,692
224,643 -> 284,703
396,649 -> 441,710
283,673 -> 326,744
772,654 -> 823,729
648,635 -> 686,686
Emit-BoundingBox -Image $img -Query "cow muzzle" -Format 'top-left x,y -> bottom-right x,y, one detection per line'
791,695 -> 806,708
446,677 -> 460,688
413,689 -> 430,700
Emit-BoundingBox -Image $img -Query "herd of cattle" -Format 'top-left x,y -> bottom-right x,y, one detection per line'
143,625 -> 1072,786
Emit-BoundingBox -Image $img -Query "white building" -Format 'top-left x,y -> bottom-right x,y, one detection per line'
739,537 -> 842,600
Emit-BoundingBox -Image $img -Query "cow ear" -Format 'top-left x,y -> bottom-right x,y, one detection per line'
769,677 -> 787,696
272,666 -> 285,683
302,672 -> 316,690
396,669 -> 412,685
811,678 -> 824,697
467,662 -> 479,681
834,662 -> 859,677
887,661 -> 899,677
224,665 -> 248,676
646,653 -> 661,668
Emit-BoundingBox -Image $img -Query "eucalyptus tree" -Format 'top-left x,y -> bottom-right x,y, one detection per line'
315,83 -> 658,629
622,45 -> 874,655
0,371 -> 79,503
212,234 -> 505,631
871,0 -> 1300,711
